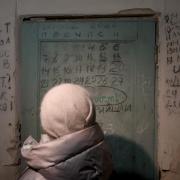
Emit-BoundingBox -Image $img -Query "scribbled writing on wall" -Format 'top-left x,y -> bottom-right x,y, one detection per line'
164,13 -> 180,115
0,21 -> 13,113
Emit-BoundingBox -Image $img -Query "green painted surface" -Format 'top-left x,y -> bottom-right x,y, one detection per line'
21,19 -> 156,179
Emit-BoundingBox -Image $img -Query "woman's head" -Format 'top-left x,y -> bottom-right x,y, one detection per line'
40,84 -> 96,138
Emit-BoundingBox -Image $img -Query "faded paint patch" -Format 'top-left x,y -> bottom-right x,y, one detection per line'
161,171 -> 180,180
170,145 -> 180,174
3,120 -> 21,166
0,166 -> 19,180
161,145 -> 180,180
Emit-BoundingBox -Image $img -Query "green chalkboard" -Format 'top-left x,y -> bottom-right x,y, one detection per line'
21,18 -> 156,179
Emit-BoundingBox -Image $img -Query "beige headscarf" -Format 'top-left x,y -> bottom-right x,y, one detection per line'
40,84 -> 96,138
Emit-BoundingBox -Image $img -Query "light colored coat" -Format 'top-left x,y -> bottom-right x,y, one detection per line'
19,124 -> 112,180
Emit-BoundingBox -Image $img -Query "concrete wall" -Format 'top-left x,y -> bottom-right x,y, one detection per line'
0,1 -> 20,179
0,0 -> 180,179
158,0 -> 180,179
17,0 -> 164,15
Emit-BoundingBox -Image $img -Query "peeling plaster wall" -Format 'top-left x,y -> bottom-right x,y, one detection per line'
0,0 -> 180,179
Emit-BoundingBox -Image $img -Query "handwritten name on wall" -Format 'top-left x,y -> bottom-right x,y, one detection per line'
164,13 -> 180,115
0,20 -> 14,114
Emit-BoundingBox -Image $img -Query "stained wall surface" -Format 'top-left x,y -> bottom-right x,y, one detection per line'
0,0 -> 20,179
158,1 -> 180,179
0,0 -> 180,179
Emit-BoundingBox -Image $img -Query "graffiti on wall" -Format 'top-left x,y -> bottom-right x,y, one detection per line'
0,18 -> 16,164
0,21 -> 14,113
164,13 -> 180,115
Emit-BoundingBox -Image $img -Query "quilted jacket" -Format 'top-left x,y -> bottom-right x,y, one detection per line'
19,124 -> 112,180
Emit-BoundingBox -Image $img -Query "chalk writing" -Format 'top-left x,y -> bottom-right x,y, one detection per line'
38,22 -> 157,152
0,20 -> 14,113
0,18 -> 17,165
96,103 -> 132,114
38,21 -> 137,41
164,13 -> 180,114
39,41 -> 131,114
